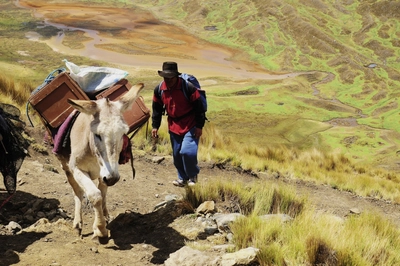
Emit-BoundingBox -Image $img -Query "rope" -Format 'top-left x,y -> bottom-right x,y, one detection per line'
129,119 -> 149,140
0,193 -> 14,211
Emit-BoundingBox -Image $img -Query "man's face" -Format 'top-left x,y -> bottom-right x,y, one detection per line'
164,76 -> 178,88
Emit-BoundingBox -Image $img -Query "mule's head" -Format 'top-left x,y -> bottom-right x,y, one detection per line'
68,83 -> 144,186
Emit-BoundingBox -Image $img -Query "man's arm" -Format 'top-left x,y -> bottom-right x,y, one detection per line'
193,99 -> 205,129
152,85 -> 164,130
186,82 -> 206,129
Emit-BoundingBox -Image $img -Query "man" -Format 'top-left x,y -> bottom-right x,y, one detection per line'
152,62 -> 206,187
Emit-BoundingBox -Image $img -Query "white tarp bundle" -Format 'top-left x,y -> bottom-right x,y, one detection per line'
63,59 -> 128,95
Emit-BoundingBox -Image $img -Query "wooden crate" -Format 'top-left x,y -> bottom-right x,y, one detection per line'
96,79 -> 150,134
28,72 -> 89,128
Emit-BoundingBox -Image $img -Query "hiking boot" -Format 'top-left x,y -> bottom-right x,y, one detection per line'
172,179 -> 187,187
188,176 -> 197,187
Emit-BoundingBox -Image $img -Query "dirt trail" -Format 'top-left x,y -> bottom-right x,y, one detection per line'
2,138 -> 400,265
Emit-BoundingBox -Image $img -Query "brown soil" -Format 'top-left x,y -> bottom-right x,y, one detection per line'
2,126 -> 400,266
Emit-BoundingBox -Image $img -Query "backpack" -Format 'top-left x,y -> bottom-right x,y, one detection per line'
157,73 -> 207,113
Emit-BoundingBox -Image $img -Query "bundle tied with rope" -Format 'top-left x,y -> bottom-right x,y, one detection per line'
0,103 -> 30,194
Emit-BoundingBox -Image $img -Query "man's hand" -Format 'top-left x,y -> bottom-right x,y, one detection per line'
152,128 -> 159,138
194,128 -> 202,139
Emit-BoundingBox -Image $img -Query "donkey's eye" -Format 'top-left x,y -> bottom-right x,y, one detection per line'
95,134 -> 102,141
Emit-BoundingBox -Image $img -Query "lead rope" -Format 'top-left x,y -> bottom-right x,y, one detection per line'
0,193 -> 14,211
0,133 -> 7,154
0,134 -> 8,154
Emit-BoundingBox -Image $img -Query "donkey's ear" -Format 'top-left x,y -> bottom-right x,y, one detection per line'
118,83 -> 144,112
68,99 -> 98,115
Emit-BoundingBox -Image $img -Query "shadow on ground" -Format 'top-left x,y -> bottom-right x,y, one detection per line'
0,231 -> 49,265
0,189 -> 60,266
107,201 -> 187,264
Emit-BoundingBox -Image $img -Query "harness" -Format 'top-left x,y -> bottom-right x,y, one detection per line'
49,112 -> 136,178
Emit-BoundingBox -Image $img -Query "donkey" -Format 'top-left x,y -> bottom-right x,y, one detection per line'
56,83 -> 144,243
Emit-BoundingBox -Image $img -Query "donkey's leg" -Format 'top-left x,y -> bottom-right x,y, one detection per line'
58,157 -> 84,236
67,174 -> 85,235
98,180 -> 110,221
72,169 -> 108,241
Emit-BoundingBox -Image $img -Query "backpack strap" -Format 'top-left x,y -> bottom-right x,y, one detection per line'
181,79 -> 197,101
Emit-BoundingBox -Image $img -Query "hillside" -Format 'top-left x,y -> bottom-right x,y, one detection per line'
3,0 -> 399,172
133,0 -> 400,170
2,1 -> 400,265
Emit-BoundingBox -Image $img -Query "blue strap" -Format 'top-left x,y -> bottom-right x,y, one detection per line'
30,68 -> 66,96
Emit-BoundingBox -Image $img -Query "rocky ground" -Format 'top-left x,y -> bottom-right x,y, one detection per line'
2,126 -> 400,266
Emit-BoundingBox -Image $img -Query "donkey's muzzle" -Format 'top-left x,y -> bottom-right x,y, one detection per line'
103,175 -> 120,186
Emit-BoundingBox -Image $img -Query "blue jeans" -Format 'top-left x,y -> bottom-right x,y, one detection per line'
169,127 -> 199,181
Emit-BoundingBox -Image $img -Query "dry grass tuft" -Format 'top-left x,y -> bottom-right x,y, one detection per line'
184,179 -> 306,218
30,143 -> 49,154
0,74 -> 33,107
269,189 -> 304,218
306,237 -> 338,266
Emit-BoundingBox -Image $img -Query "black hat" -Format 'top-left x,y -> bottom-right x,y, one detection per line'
158,62 -> 181,78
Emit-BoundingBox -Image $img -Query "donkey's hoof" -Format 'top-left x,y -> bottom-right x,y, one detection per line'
74,227 -> 82,237
92,235 -> 109,245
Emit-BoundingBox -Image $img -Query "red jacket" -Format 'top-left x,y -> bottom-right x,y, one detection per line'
152,78 -> 205,135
